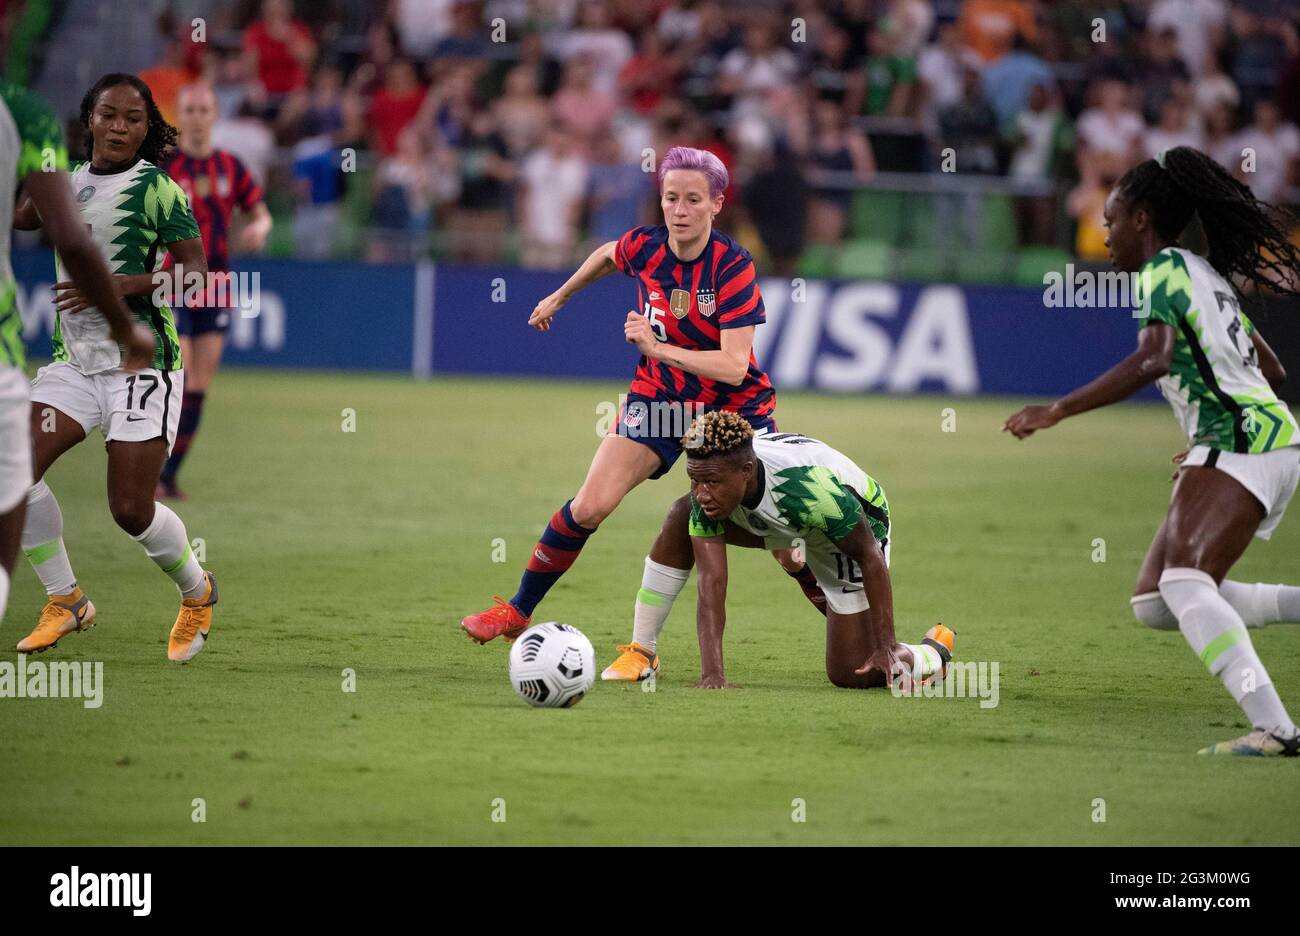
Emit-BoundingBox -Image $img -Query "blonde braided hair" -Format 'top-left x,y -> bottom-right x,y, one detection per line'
682,410 -> 754,459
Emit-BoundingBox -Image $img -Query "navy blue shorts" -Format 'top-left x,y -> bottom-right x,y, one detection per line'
614,392 -> 777,480
174,305 -> 232,337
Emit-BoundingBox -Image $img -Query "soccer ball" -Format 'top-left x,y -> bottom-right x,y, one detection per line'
508,622 -> 596,708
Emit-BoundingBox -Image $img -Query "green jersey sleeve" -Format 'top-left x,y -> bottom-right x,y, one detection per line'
3,81 -> 68,180
688,495 -> 726,538
1137,248 -> 1193,330
144,170 -> 200,244
771,465 -> 864,544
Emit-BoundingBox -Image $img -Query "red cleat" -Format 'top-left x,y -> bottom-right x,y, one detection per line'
461,596 -> 530,644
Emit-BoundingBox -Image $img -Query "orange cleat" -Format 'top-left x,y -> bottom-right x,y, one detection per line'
461,596 -> 530,645
16,588 -> 96,653
600,642 -> 659,681
920,624 -> 955,683
169,571 -> 217,662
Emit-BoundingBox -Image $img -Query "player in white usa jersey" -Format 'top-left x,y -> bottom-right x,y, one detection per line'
1006,146 -> 1300,757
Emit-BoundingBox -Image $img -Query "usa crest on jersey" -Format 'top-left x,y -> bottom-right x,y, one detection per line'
697,289 -> 716,318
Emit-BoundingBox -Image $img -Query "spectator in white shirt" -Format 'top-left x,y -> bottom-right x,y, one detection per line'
717,21 -> 799,123
1144,97 -> 1205,158
518,127 -> 590,269
1076,78 -> 1145,179
555,1 -> 634,96
1227,98 -> 1300,203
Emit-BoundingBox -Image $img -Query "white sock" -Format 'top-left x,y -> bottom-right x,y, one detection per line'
1134,581 -> 1300,631
1218,580 -> 1300,627
900,641 -> 943,680
21,480 -> 76,596
1131,591 -> 1178,630
0,565 -> 9,623
631,556 -> 690,651
1159,568 -> 1296,736
133,502 -> 206,598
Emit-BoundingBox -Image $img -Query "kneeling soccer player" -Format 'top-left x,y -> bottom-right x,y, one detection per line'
639,410 -> 952,689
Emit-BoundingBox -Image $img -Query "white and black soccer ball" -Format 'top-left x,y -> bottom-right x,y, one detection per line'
508,622 -> 596,708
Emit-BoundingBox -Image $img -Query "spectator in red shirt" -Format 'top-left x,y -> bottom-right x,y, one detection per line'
618,28 -> 677,116
242,0 -> 316,101
369,58 -> 427,157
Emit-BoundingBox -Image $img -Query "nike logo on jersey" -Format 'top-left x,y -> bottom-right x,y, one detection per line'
125,415 -> 146,423
648,291 -> 662,301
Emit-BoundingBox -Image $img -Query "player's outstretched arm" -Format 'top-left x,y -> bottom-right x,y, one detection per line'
692,532 -> 737,689
836,517 -> 904,685
23,168 -> 154,369
528,240 -> 618,332
1003,322 -> 1175,439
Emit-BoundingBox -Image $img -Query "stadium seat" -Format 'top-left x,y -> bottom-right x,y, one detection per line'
833,239 -> 892,280
899,247 -> 948,283
799,243 -> 836,279
980,195 -> 1020,253
1013,247 -> 1073,287
851,190 -> 906,243
957,251 -> 1012,284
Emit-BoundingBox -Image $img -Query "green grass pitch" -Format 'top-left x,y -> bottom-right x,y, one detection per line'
1,369 -> 1296,845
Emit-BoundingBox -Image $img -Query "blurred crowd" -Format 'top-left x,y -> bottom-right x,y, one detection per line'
44,0 -> 1300,269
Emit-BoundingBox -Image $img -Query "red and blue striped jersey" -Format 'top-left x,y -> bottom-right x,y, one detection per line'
615,225 -> 775,419
163,149 -> 262,272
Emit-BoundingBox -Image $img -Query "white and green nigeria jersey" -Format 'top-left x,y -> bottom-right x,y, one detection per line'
51,158 -> 199,374
688,432 -> 891,550
0,81 -> 69,372
1138,247 -> 1298,453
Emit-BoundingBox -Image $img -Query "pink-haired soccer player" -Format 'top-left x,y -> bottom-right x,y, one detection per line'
460,147 -> 825,676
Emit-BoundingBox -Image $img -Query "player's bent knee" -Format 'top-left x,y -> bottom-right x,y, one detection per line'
1131,591 -> 1178,630
109,498 -> 154,537
827,665 -> 883,690
771,548 -> 802,572
569,497 -> 610,529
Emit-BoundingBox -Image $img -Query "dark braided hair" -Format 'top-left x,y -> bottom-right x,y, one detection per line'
1117,146 -> 1300,297
79,73 -> 177,166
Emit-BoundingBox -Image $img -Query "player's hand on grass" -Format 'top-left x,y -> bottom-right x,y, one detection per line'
117,323 -> 156,371
624,311 -> 657,356
1002,404 -> 1060,439
857,644 -> 912,693
692,673 -> 739,689
528,290 -> 567,331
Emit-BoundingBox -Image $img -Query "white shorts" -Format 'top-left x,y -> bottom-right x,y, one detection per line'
766,534 -> 892,616
30,361 -> 184,455
0,368 -> 32,513
1184,444 -> 1300,540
